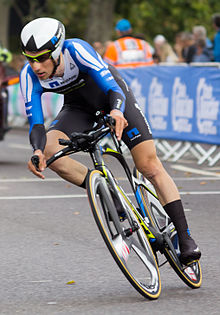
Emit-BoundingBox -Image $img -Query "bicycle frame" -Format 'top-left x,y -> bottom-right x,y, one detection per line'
92,139 -> 163,246
46,125 -> 161,246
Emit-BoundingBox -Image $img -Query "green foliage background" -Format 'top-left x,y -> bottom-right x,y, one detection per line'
5,0 -> 220,50
46,0 -> 220,43
114,0 -> 220,44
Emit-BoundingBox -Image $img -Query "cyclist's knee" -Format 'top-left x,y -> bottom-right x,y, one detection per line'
136,155 -> 164,183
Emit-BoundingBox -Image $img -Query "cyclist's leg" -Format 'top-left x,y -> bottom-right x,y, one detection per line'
44,105 -> 94,186
121,90 -> 201,265
132,143 -> 201,264
131,140 -> 180,205
44,129 -> 88,186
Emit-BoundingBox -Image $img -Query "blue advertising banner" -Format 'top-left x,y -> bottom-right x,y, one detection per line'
119,66 -> 220,145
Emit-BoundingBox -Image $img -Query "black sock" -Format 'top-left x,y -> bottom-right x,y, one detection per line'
79,169 -> 90,189
163,200 -> 190,245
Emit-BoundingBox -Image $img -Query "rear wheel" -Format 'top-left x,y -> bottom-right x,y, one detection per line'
133,167 -> 202,289
163,228 -> 202,288
87,170 -> 161,299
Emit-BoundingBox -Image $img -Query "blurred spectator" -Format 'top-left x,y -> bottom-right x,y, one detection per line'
153,35 -> 166,51
192,25 -> 213,50
174,32 -> 186,62
153,34 -> 165,62
134,33 -> 154,54
173,31 -> 196,62
212,13 -> 220,61
185,26 -> 213,63
191,39 -> 213,62
153,34 -> 178,63
159,42 -> 179,63
103,19 -> 154,68
179,32 -> 195,63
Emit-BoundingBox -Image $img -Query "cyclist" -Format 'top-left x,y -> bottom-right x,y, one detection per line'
20,17 -> 201,265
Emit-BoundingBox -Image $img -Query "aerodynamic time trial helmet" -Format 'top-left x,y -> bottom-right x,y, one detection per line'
20,17 -> 65,60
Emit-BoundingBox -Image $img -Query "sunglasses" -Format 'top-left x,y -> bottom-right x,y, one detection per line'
23,50 -> 52,63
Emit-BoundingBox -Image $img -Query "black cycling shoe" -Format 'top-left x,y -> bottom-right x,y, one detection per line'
179,236 -> 201,265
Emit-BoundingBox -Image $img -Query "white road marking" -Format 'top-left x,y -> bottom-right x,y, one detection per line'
8,143 -> 31,150
172,176 -> 220,181
0,178 -> 64,183
0,175 -> 220,183
29,280 -> 53,283
171,164 -> 220,177
8,143 -> 87,156
180,191 -> 220,195
0,194 -> 86,200
0,191 -> 219,200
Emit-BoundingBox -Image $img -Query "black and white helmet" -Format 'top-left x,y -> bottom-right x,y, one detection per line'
21,17 -> 65,59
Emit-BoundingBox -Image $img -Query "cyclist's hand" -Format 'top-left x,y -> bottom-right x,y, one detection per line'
28,150 -> 46,179
110,109 -> 128,140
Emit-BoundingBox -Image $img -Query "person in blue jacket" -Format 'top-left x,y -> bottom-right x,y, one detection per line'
212,13 -> 220,61
20,17 -> 201,265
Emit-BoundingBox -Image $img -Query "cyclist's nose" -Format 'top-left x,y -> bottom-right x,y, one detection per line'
31,61 -> 42,71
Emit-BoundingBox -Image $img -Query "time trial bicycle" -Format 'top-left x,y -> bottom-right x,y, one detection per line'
35,113 -> 201,300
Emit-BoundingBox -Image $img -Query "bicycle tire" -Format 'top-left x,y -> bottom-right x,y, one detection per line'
87,170 -> 161,300
133,167 -> 202,289
163,231 -> 202,288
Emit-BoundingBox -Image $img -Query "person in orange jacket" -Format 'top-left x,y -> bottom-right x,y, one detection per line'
104,19 -> 154,68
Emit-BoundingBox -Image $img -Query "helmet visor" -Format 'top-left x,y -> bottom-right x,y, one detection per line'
23,50 -> 52,63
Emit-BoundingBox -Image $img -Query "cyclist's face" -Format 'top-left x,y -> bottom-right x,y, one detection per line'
24,50 -> 54,80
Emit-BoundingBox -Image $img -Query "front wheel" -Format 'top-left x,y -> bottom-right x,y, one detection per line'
87,170 -> 161,300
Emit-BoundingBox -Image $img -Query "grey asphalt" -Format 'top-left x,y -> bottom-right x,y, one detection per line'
0,128 -> 220,315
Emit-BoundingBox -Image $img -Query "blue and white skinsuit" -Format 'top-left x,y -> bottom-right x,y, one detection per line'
20,38 -> 152,152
